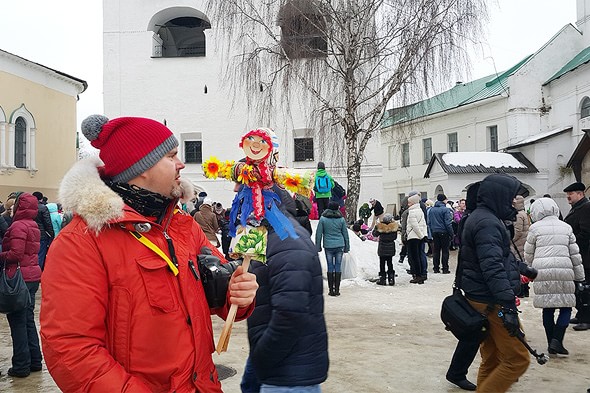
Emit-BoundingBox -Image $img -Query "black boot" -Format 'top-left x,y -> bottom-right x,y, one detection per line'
543,321 -> 555,349
387,270 -> 395,286
377,272 -> 386,285
334,272 -> 342,296
549,326 -> 569,355
327,273 -> 335,296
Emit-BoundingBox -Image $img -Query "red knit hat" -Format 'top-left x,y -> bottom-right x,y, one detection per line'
81,115 -> 178,182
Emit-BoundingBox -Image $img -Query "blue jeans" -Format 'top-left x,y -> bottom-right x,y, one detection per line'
261,385 -> 322,393
543,307 -> 572,327
6,281 -> 42,373
324,248 -> 343,273
38,237 -> 52,270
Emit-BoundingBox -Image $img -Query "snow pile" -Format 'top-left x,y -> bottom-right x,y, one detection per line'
312,220 -> 399,283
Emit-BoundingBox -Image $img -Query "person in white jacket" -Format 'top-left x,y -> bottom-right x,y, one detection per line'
406,194 -> 428,284
524,198 -> 585,356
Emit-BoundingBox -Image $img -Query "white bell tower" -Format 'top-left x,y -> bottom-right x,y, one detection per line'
577,0 -> 590,46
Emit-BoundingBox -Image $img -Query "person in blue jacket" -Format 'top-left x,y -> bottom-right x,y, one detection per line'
315,201 -> 350,296
427,194 -> 454,274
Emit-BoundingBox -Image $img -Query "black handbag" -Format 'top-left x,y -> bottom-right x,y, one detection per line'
441,288 -> 489,342
0,263 -> 31,314
440,243 -> 489,342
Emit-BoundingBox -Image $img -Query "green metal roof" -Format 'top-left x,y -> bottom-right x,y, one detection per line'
544,45 -> 590,85
381,55 -> 532,128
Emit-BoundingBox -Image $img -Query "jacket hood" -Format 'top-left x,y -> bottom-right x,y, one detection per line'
434,200 -> 446,208
375,221 -> 398,233
198,203 -> 213,213
316,169 -> 328,177
477,174 -> 521,221
321,208 -> 342,219
530,197 -> 560,223
58,156 -> 194,233
47,202 -> 58,214
13,193 -> 38,221
513,195 -> 525,211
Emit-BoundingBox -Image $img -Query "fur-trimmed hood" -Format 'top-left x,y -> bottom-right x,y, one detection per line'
58,156 -> 194,233
375,221 -> 399,233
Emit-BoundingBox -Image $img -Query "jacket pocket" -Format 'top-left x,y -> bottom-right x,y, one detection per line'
136,256 -> 179,313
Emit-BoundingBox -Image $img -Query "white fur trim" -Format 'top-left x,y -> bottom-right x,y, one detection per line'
58,156 -> 125,233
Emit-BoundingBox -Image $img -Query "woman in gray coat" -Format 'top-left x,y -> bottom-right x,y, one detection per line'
524,198 -> 585,355
316,201 -> 350,296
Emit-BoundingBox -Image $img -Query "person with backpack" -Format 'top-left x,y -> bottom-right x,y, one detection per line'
314,162 -> 334,217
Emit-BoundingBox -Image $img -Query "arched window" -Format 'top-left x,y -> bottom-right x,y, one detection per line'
10,104 -> 36,172
581,97 -> 590,119
278,0 -> 327,59
151,10 -> 211,58
14,117 -> 27,168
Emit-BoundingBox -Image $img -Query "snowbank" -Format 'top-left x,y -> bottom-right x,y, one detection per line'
312,220 -> 400,284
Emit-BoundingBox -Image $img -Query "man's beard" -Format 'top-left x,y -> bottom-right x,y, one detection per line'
171,184 -> 183,199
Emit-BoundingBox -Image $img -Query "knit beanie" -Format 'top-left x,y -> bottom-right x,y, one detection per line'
81,115 -> 178,183
328,201 -> 340,211
317,161 -> 325,170
408,194 -> 421,205
437,193 -> 446,202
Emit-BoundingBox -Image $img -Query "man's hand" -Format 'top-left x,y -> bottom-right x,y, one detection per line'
228,266 -> 258,308
498,308 -> 520,336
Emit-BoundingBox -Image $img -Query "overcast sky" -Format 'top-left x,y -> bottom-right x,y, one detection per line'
0,0 -> 579,129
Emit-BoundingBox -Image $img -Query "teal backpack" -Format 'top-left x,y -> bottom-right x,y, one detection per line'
316,175 -> 331,193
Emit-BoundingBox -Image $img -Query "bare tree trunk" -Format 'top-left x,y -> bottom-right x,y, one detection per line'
344,124 -> 361,222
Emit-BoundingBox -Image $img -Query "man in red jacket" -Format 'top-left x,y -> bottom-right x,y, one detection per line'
41,115 -> 258,393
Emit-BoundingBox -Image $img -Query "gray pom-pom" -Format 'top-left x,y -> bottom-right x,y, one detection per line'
81,115 -> 109,141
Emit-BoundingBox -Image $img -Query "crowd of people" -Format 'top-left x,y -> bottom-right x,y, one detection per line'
0,115 -> 588,393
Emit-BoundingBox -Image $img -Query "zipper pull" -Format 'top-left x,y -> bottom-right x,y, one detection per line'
188,260 -> 200,281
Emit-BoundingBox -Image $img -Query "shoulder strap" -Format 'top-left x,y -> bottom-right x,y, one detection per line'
511,238 -> 524,262
129,231 -> 179,276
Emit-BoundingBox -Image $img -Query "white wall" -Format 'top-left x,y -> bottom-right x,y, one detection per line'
104,0 -> 382,209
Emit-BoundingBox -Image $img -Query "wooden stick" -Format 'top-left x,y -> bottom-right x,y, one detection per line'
216,255 -> 252,354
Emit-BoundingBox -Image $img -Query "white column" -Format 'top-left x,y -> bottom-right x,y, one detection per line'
0,122 -> 6,167
29,127 -> 36,171
7,122 -> 15,167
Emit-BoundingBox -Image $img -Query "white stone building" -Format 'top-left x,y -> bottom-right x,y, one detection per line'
381,0 -> 590,215
103,0 -> 382,208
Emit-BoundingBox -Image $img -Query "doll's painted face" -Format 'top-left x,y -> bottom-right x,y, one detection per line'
242,135 -> 271,161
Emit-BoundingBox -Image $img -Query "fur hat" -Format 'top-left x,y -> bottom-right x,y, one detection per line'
81,115 -> 178,183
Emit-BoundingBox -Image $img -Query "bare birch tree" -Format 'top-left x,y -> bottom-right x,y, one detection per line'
208,0 -> 489,220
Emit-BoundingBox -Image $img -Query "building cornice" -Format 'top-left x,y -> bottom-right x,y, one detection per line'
0,49 -> 87,95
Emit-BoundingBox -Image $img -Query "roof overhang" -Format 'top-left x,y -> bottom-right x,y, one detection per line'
424,152 -> 538,178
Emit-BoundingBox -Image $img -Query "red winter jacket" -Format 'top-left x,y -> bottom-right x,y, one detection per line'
0,192 -> 41,282
40,158 -> 254,393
